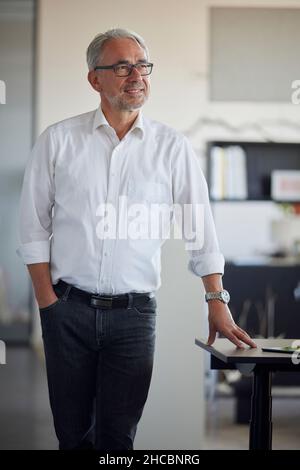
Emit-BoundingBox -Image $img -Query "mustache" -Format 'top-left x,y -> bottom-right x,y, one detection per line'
124,83 -> 144,91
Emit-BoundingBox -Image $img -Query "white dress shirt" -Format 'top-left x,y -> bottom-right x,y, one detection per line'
17,107 -> 224,294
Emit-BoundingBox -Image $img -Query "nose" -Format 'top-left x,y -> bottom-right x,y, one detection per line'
128,65 -> 143,79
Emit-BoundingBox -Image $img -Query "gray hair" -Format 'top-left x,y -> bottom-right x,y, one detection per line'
86,28 -> 149,71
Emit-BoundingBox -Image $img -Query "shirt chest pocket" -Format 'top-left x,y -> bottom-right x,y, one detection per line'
127,179 -> 172,205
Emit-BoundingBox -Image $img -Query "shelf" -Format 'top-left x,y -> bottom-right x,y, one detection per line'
207,141 -> 300,201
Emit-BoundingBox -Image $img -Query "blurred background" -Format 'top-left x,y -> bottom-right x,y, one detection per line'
0,0 -> 300,450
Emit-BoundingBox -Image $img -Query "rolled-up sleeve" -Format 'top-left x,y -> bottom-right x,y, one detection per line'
16,127 -> 55,265
172,136 -> 224,277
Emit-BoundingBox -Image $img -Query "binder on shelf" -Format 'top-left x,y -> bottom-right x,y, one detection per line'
210,145 -> 248,200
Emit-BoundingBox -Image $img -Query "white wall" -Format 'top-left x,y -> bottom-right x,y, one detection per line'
136,239 -> 205,450
35,0 -> 300,449
36,0 -> 208,132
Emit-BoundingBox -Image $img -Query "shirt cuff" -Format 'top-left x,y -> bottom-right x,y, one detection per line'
188,252 -> 225,277
16,240 -> 51,265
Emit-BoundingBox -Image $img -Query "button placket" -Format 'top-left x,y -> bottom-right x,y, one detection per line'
98,144 -> 122,293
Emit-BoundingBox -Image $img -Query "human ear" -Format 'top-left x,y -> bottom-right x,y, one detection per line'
87,70 -> 102,92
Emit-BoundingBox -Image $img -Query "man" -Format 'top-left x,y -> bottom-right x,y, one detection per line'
17,28 -> 256,450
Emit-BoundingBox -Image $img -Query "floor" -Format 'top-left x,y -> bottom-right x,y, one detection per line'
204,395 -> 300,450
0,346 -> 57,450
0,347 -> 299,450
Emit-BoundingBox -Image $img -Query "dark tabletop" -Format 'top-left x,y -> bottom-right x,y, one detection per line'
195,338 -> 300,365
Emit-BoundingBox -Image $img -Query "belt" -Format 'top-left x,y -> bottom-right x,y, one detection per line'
54,280 -> 152,310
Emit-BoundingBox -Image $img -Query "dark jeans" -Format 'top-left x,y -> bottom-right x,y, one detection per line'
39,282 -> 156,450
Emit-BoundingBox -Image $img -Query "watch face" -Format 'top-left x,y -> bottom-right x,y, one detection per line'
221,290 -> 230,303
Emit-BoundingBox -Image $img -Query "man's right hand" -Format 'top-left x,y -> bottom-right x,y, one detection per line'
37,293 -> 58,309
27,262 -> 58,309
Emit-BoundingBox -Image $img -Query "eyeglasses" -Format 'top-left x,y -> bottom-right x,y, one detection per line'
94,62 -> 153,77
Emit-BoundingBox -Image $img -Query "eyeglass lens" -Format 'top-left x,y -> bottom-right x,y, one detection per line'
115,63 -> 152,76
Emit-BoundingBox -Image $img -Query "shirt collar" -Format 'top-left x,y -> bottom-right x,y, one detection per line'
92,106 -> 144,140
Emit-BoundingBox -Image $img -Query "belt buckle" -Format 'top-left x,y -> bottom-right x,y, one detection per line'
91,295 -> 113,309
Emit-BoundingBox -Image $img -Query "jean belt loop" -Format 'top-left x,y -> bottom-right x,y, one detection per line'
127,293 -> 133,309
62,284 -> 72,301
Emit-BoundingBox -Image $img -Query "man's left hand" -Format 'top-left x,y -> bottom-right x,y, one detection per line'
207,301 -> 257,349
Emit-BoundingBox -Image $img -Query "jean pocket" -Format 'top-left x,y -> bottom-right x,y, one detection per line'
133,297 -> 157,316
39,298 -> 62,312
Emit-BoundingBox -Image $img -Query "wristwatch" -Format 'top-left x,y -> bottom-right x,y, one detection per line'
205,290 -> 230,304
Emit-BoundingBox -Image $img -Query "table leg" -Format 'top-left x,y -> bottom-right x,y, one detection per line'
249,366 -> 272,450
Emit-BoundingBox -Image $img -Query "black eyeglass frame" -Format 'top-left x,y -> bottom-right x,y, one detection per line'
94,62 -> 154,77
